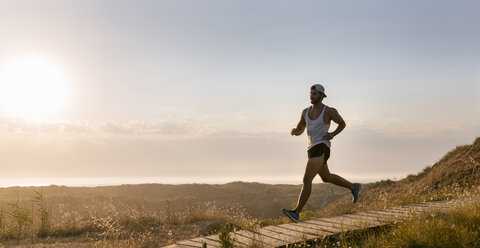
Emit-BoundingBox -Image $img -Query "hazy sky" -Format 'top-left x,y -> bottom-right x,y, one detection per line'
0,0 -> 479,186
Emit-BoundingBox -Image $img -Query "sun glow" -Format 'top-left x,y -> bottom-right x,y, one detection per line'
0,56 -> 70,121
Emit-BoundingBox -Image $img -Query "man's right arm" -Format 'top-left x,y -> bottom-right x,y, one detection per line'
291,109 -> 306,136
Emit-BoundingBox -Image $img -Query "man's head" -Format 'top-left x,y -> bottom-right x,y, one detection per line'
310,84 -> 326,104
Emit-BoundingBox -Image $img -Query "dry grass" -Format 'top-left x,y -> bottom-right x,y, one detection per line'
0,191 -> 256,247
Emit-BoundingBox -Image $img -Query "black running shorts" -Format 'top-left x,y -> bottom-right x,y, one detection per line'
307,143 -> 330,161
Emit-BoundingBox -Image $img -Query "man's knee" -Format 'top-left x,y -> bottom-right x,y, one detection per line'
320,174 -> 332,183
302,177 -> 314,186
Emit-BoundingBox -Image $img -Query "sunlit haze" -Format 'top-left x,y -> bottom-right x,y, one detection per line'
0,56 -> 70,121
0,0 -> 479,187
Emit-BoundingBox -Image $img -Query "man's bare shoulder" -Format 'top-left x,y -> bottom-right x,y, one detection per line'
325,106 -> 345,123
326,106 -> 339,114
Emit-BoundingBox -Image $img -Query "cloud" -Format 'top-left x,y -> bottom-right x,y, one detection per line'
0,116 -> 478,183
0,116 -> 292,140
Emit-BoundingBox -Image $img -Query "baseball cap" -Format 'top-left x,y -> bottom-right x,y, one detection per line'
310,84 -> 327,97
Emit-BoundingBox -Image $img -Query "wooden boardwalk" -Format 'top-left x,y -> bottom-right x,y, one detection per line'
163,195 -> 479,248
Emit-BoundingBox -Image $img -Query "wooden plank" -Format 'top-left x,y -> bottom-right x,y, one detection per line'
362,212 -> 401,223
354,212 -> 396,223
262,225 -> 305,239
302,220 -> 346,234
272,224 -> 321,240
393,205 -> 440,215
380,208 -> 413,216
334,214 -> 382,227
368,210 -> 409,220
363,210 -> 398,219
286,222 -> 329,237
321,216 -> 366,229
245,228 -> 290,247
341,214 -> 385,227
222,231 -> 249,247
305,219 -> 351,232
228,230 -> 259,247
381,210 -> 414,219
289,222 -> 336,236
230,230 -> 276,248
263,224 -> 318,242
253,227 -> 298,244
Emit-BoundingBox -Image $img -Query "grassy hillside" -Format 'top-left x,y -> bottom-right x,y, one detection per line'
313,137 -> 480,248
313,137 -> 480,218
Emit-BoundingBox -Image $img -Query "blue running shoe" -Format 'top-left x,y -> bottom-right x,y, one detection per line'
352,183 -> 361,203
281,208 -> 299,223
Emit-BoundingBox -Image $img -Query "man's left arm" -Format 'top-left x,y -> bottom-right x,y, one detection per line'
323,108 -> 346,140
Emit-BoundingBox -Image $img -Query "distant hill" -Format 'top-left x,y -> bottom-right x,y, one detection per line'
0,181 -> 349,219
317,137 -> 480,217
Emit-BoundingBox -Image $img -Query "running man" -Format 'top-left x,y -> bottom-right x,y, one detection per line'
282,84 -> 360,223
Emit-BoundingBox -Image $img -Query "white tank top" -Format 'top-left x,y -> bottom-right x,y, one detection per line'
304,105 -> 331,149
